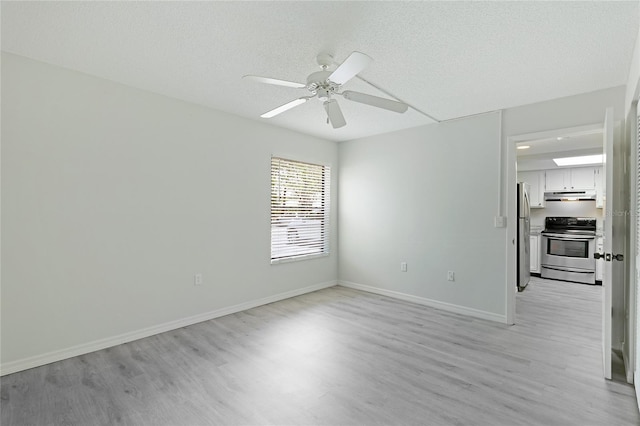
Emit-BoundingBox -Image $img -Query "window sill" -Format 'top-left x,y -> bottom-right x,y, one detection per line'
271,252 -> 329,265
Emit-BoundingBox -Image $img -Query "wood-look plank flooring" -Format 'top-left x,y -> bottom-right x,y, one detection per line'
2,278 -> 639,425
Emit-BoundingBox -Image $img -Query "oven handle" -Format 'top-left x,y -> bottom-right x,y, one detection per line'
541,234 -> 595,241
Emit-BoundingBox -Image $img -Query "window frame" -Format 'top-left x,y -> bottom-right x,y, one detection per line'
270,156 -> 331,264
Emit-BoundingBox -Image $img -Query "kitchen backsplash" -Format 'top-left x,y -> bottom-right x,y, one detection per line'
530,200 -> 603,229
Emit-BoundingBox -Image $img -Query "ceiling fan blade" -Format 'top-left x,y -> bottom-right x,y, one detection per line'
341,90 -> 409,113
243,75 -> 306,89
328,51 -> 373,85
261,97 -> 309,118
323,99 -> 347,129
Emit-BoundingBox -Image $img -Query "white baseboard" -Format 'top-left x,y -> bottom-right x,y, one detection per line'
1,280 -> 337,376
338,280 -> 507,324
636,371 -> 640,413
622,341 -> 634,384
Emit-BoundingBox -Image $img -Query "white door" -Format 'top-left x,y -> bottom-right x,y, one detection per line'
602,107 -> 614,380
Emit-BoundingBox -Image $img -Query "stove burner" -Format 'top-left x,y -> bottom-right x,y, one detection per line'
543,216 -> 596,235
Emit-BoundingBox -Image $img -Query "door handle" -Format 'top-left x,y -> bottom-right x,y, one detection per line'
600,253 -> 625,262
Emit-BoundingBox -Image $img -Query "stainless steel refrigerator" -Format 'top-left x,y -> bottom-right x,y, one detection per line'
517,182 -> 531,291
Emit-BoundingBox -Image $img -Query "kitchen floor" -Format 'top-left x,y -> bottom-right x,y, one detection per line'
526,275 -> 627,382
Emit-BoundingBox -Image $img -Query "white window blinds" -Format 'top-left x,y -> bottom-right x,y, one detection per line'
270,157 -> 330,262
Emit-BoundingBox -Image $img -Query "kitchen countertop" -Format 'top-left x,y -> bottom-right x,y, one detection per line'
530,225 -> 543,235
529,225 -> 602,237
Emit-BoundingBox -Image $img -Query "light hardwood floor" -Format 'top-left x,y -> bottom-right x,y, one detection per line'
2,278 -> 639,425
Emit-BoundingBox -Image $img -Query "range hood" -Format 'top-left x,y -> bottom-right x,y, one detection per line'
544,190 -> 596,201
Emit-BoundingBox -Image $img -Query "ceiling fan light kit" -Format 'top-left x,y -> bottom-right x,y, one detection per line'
243,51 -> 410,129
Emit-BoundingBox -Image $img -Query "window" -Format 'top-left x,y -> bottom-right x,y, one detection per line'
270,157 -> 330,262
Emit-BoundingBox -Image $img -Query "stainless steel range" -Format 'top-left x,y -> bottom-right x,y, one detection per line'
540,217 -> 597,285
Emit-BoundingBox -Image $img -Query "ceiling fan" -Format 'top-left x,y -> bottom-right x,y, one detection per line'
243,52 -> 409,129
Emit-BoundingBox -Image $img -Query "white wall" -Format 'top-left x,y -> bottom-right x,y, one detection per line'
625,25 -> 640,118
338,112 -> 506,321
502,87 -> 626,140
626,20 -> 640,399
1,53 -> 338,373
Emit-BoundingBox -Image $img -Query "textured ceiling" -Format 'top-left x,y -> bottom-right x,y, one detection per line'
517,132 -> 604,170
2,1 -> 638,142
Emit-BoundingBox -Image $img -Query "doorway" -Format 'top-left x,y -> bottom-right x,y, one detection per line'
505,121 -> 624,381
506,123 -> 604,324
517,129 -> 604,285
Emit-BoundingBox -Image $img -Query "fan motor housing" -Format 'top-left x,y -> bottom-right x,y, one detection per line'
306,70 -> 339,95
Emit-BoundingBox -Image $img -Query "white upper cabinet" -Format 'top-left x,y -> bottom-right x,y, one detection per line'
545,169 -> 568,191
569,167 -> 596,190
545,167 -> 596,191
517,170 -> 545,208
519,166 -> 600,209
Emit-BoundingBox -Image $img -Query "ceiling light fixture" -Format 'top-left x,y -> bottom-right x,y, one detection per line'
553,154 -> 603,167
517,145 -> 530,150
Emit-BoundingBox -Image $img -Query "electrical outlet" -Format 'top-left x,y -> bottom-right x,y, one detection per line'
447,271 -> 455,281
194,273 -> 203,286
400,262 -> 407,272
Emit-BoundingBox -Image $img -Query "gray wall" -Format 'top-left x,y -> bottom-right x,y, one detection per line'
1,53 -> 339,371
338,112 -> 507,321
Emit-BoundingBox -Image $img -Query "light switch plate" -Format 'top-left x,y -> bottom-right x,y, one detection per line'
494,216 -> 506,228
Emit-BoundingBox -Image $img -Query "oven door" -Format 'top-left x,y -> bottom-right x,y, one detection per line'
541,233 -> 595,271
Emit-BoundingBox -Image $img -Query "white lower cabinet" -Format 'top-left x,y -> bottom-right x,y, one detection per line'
596,236 -> 603,281
530,234 -> 540,274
